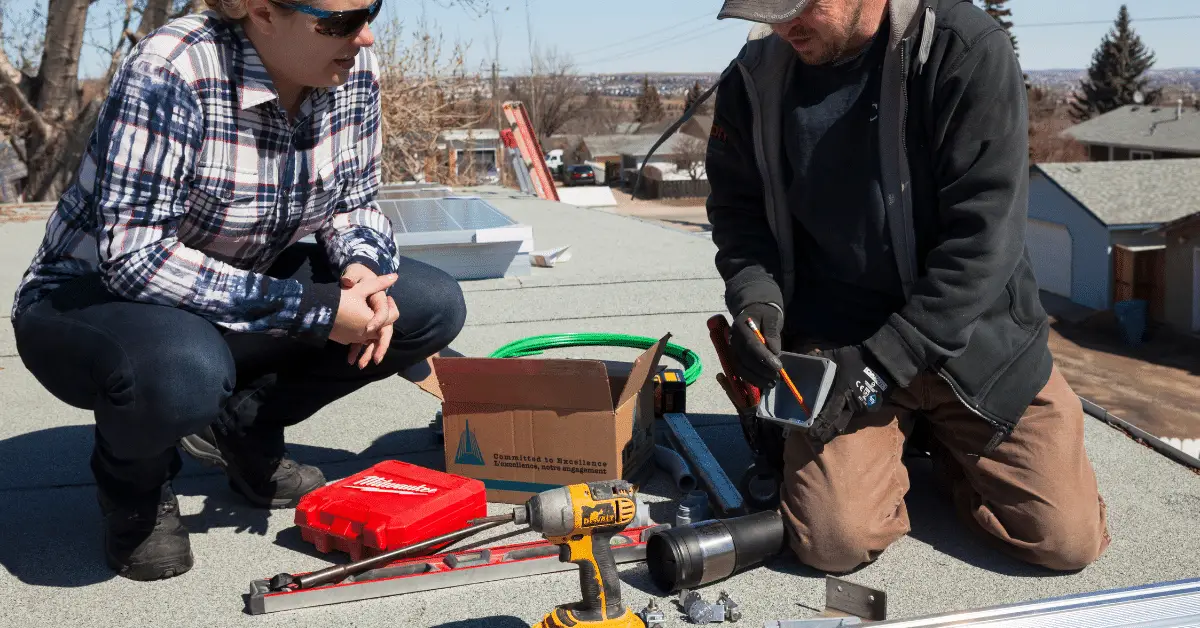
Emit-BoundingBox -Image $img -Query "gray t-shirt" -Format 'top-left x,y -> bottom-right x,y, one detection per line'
782,25 -> 906,345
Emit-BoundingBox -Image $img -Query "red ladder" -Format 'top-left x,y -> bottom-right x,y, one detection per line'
502,101 -> 559,201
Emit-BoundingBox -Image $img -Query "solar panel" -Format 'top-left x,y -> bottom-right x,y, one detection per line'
380,197 -> 518,235
380,183 -> 450,190
291,194 -> 532,279
377,184 -> 453,200
377,196 -> 533,280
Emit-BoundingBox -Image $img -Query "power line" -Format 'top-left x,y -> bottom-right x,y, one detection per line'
552,12 -> 1199,76
576,21 -> 743,69
567,10 -> 718,59
575,23 -> 730,69
1016,14 -> 1200,28
571,13 -> 1200,70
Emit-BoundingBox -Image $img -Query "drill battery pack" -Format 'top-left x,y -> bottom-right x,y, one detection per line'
294,460 -> 487,561
653,368 -> 686,417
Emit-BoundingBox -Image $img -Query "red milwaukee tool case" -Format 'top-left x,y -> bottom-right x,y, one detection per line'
294,460 -> 487,560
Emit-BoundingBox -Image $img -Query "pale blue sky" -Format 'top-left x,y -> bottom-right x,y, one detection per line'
3,0 -> 1197,77
401,0 -> 1198,75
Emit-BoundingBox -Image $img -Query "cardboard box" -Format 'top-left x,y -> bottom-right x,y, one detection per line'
425,335 -> 669,504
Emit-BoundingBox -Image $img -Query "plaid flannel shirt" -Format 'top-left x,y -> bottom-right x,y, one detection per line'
11,12 -> 398,346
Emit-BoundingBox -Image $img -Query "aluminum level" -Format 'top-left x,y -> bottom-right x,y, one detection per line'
865,578 -> 1200,627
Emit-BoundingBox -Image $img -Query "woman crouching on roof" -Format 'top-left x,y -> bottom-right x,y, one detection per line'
10,0 -> 466,581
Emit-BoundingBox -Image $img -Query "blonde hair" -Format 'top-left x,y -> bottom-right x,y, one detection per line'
203,0 -> 316,20
203,0 -> 249,20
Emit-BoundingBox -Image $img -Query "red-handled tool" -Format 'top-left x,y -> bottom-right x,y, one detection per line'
706,314 -> 761,411
707,314 -> 784,512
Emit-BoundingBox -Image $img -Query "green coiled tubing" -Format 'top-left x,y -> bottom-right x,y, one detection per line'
489,333 -> 702,386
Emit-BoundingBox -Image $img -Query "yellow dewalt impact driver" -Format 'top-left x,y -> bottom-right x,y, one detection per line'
482,480 -> 643,628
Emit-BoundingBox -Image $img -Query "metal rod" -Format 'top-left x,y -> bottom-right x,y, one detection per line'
1080,396 -> 1200,471
467,512 -> 518,525
269,519 -> 508,591
248,525 -> 669,615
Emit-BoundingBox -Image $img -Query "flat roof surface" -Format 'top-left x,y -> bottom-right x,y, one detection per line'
1,187 -> 1198,627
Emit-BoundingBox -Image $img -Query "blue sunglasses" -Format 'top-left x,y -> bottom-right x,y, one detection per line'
269,0 -> 382,37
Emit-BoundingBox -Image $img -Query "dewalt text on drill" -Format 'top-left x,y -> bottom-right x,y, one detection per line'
476,480 -> 644,628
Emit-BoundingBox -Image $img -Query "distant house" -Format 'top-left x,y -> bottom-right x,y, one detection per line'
581,134 -> 677,163
437,128 -> 501,180
1061,102 -> 1200,162
1027,159 -> 1200,317
1146,212 -> 1200,334
580,132 -> 707,198
617,115 -> 713,142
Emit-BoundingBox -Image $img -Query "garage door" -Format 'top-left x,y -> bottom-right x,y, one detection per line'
1026,220 -> 1072,298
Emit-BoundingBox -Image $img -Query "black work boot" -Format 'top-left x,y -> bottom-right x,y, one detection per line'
98,484 -> 193,581
179,425 -> 325,508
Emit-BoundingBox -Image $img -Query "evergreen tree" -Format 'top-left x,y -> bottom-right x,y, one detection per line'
978,0 -> 1018,57
1070,5 -> 1161,123
635,76 -> 665,124
683,80 -> 709,115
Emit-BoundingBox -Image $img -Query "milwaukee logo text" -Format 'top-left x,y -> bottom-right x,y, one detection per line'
348,476 -> 439,496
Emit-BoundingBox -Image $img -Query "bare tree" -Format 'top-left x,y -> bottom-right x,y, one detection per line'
1028,94 -> 1087,164
674,135 -> 706,181
375,17 -> 484,185
1,0 -> 46,76
0,0 -> 187,201
1,0 -> 482,201
559,90 -> 620,136
506,46 -> 585,139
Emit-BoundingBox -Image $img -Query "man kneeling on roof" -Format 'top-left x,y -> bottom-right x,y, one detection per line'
706,0 -> 1111,573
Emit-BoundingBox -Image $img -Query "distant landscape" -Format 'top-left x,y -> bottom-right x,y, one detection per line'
1024,67 -> 1200,92
580,68 -> 1200,98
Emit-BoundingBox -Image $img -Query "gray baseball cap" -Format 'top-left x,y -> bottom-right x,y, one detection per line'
718,0 -> 812,23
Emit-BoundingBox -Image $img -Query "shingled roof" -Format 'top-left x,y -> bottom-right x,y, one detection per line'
1061,104 -> 1200,155
581,133 -> 693,159
1033,158 -> 1200,226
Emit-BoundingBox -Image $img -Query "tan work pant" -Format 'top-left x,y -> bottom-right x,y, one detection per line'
780,358 -> 1111,573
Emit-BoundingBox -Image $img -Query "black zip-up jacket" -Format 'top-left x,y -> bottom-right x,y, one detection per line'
705,0 -> 1052,449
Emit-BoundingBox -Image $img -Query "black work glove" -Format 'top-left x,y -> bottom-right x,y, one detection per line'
808,345 -> 894,443
730,303 -> 784,389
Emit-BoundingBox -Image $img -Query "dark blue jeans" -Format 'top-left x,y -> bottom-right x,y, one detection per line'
13,244 -> 466,504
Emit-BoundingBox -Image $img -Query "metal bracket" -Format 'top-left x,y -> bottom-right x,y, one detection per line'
763,577 -> 883,627
637,599 -> 666,627
678,589 -> 742,623
824,576 -> 886,621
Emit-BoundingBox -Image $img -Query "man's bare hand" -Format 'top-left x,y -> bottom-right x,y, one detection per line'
339,263 -> 399,368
